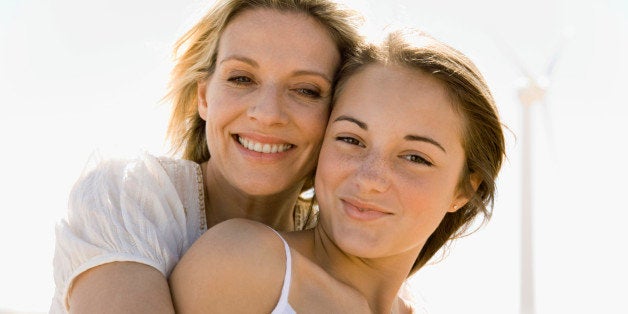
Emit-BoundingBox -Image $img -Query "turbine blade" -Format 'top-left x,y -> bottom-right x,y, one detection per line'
491,34 -> 537,82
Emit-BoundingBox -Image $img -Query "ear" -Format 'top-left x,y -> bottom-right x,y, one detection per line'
197,79 -> 209,121
449,172 -> 482,213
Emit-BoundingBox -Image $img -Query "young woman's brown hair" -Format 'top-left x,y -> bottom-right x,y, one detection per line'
334,29 -> 506,273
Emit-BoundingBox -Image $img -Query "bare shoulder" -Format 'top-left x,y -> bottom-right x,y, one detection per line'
196,218 -> 280,248
170,218 -> 288,313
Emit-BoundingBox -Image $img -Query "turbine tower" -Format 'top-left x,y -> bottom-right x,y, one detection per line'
518,75 -> 545,314
495,35 -> 565,314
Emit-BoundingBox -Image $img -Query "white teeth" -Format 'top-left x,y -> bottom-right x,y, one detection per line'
237,136 -> 292,154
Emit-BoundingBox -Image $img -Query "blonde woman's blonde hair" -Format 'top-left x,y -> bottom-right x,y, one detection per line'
334,29 -> 506,274
166,0 -> 363,163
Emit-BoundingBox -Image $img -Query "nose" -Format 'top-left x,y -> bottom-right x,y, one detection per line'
354,150 -> 391,193
247,85 -> 289,126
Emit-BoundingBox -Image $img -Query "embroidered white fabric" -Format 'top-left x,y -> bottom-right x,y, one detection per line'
49,153 -> 205,313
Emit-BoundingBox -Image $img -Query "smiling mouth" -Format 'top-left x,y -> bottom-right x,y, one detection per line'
354,205 -> 390,214
341,199 -> 392,221
236,135 -> 294,154
343,199 -> 393,215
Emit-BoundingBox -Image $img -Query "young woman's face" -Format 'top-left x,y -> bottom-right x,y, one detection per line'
198,8 -> 340,196
315,64 -> 471,259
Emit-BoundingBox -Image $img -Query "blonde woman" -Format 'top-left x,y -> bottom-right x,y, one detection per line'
50,1 -> 362,312
170,29 -> 506,313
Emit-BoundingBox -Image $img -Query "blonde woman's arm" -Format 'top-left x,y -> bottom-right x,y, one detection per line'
51,155 -> 190,313
68,262 -> 174,313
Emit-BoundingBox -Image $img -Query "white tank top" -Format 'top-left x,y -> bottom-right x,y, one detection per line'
269,227 -> 296,314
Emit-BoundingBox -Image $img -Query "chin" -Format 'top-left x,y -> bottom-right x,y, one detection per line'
331,226 -> 386,258
340,243 -> 386,259
238,178 -> 301,197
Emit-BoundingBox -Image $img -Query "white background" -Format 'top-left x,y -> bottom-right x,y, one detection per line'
1,0 -> 627,313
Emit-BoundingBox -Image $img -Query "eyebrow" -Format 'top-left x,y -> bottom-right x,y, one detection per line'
293,70 -> 333,85
333,115 -> 367,130
334,115 -> 447,153
220,55 -> 332,85
220,55 -> 259,67
405,135 -> 447,153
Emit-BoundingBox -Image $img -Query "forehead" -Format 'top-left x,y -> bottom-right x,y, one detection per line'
333,64 -> 464,148
217,8 -> 340,73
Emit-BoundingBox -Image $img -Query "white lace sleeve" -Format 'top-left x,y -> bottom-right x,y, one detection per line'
50,153 -> 190,312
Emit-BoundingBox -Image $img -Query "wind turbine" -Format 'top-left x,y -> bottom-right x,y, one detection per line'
494,35 -> 565,314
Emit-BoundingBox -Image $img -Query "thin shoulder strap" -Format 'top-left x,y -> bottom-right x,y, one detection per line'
266,226 -> 293,314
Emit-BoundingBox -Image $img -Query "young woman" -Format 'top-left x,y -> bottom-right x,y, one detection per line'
169,29 -> 506,313
50,1 -> 362,312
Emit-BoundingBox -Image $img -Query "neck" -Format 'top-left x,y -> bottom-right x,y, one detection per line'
201,162 -> 304,231
312,226 -> 419,314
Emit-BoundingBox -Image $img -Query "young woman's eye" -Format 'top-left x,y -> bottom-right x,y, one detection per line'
402,154 -> 433,166
336,136 -> 364,147
294,88 -> 321,98
228,76 -> 253,85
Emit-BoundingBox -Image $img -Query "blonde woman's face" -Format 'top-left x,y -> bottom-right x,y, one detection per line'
315,64 -> 471,260
197,8 -> 340,196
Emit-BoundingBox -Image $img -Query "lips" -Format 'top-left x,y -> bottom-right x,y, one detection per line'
236,135 -> 294,154
341,198 -> 392,221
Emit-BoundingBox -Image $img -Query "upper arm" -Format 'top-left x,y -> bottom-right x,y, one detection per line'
52,155 -> 189,312
69,262 -> 174,314
169,219 -> 287,313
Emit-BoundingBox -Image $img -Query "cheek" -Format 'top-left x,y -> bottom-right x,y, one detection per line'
204,87 -> 248,127
315,144 -> 337,186
398,175 -> 457,220
204,89 -> 231,119
315,142 -> 350,195
400,193 -> 450,244
294,103 -> 331,142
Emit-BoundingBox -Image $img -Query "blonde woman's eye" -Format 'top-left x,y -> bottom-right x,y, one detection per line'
295,88 -> 321,98
403,154 -> 433,166
228,76 -> 253,85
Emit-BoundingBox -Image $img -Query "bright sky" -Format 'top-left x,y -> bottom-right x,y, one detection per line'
1,0 -> 626,313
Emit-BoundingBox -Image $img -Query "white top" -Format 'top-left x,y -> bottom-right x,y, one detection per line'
264,226 -> 427,314
50,152 -> 318,313
268,228 -> 296,314
50,153 -> 207,313
265,226 -> 427,314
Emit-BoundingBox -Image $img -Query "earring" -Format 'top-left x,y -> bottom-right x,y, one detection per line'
453,204 -> 458,210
